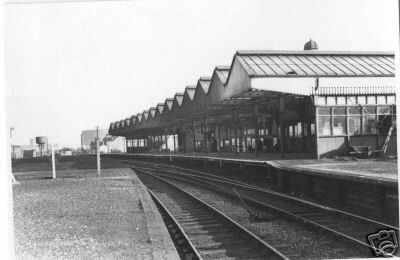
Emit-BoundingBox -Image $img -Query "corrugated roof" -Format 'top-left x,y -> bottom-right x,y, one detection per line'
236,51 -> 394,77
185,86 -> 196,100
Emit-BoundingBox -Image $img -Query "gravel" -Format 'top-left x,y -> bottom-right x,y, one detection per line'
13,168 -> 152,259
158,177 -> 366,259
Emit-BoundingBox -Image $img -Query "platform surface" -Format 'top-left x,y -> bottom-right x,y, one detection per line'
116,152 -> 398,185
13,168 -> 179,260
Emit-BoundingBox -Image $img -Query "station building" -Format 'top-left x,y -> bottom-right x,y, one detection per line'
109,41 -> 396,159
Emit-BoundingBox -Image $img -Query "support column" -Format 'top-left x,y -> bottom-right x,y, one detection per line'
279,97 -> 285,158
204,115 -> 208,153
254,104 -> 260,157
315,106 -> 320,159
192,120 -> 196,153
233,110 -> 239,154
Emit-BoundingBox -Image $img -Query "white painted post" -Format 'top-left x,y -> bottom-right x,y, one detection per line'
51,144 -> 56,179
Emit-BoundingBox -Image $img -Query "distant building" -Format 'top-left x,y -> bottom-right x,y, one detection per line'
80,129 -> 108,152
102,135 -> 126,153
59,148 -> 73,156
11,144 -> 39,159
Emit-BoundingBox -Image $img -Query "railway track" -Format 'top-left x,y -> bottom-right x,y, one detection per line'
130,160 -> 399,258
138,171 -> 288,260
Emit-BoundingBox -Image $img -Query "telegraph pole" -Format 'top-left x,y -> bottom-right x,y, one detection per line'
96,126 -> 101,176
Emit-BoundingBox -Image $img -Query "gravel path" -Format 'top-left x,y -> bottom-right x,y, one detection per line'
14,169 -> 153,260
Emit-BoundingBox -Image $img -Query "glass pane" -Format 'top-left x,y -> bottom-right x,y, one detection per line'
378,106 -> 391,115
289,126 -> 293,137
367,96 -> 376,104
318,116 -> 331,136
358,96 -> 366,104
363,115 -> 377,134
318,107 -> 331,115
327,96 -> 336,105
364,106 -> 376,114
310,123 -> 316,136
349,116 -> 361,135
316,96 -> 326,105
333,116 -> 346,135
387,95 -> 396,104
349,107 -> 361,115
333,107 -> 346,115
297,122 -> 302,137
377,114 -> 393,135
347,96 -> 356,105
377,96 -> 386,104
337,96 -> 346,105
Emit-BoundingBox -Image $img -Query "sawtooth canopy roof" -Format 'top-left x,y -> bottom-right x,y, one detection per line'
235,50 -> 395,78
185,86 -> 196,100
143,110 -> 149,120
215,65 -> 230,84
137,113 -> 143,122
149,107 -> 157,118
157,103 -> 165,114
198,77 -> 211,94
130,115 -> 137,125
174,93 -> 184,106
165,98 -> 174,111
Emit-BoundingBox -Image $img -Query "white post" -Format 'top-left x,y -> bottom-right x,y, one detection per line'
51,144 -> 56,179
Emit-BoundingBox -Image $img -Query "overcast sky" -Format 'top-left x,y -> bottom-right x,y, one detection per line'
5,0 -> 399,148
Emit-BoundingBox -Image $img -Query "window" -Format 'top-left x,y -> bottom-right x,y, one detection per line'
347,96 -> 356,105
367,96 -> 376,105
377,96 -> 386,104
318,107 -> 331,136
316,96 -> 326,105
296,122 -> 302,137
348,107 -> 361,135
377,106 -> 393,135
247,128 -> 255,135
357,96 -> 366,105
288,125 -> 293,137
337,96 -> 346,105
362,107 -> 377,134
332,107 -> 346,135
310,123 -> 315,136
387,95 -> 395,104
327,96 -> 336,105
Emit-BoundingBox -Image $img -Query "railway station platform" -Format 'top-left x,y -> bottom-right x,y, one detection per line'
112,152 -> 397,185
108,152 -> 399,225
13,168 -> 179,259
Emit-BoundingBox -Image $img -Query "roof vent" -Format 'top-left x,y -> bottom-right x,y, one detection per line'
304,39 -> 318,50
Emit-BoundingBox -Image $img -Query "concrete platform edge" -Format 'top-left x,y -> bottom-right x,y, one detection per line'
130,168 -> 180,260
